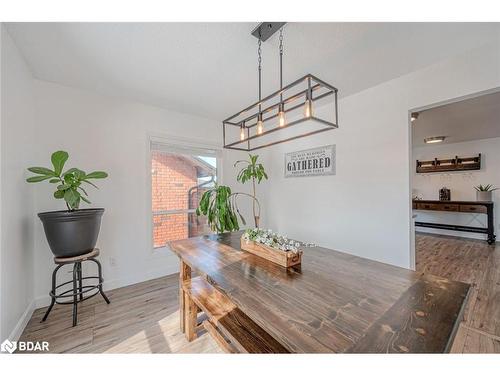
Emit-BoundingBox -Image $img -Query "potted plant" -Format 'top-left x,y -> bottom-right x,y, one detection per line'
474,184 -> 498,202
196,185 -> 239,234
26,150 -> 108,257
234,154 -> 268,227
196,154 -> 267,234
196,184 -> 261,234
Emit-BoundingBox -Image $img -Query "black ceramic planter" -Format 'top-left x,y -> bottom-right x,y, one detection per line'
38,208 -> 104,257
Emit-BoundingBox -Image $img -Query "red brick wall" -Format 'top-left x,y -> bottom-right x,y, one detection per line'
151,151 -> 205,247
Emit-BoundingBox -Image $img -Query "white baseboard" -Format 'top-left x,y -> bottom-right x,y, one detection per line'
7,300 -> 35,342
34,264 -> 179,309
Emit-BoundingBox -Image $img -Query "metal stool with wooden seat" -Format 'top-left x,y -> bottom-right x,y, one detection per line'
42,248 -> 110,327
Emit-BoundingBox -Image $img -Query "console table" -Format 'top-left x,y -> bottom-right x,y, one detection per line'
413,200 -> 496,244
169,231 -> 470,353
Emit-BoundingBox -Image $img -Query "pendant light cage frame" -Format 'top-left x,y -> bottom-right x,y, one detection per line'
223,74 -> 338,151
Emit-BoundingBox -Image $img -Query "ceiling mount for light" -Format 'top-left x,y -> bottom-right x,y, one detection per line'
251,22 -> 286,41
223,22 -> 339,151
424,136 -> 446,144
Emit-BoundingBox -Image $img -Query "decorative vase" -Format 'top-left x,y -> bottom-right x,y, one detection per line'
476,191 -> 492,202
38,208 -> 104,257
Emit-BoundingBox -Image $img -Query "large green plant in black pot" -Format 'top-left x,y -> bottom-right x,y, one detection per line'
27,151 -> 108,257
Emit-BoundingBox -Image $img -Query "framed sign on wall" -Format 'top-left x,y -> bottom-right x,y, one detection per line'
284,145 -> 336,178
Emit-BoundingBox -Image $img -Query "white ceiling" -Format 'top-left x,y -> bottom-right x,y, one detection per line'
5,22 -> 500,120
412,90 -> 500,147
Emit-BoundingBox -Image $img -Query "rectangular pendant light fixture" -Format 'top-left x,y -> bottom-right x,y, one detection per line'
222,23 -> 339,151
223,74 -> 338,151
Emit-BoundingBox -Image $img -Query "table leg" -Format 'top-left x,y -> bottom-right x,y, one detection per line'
179,260 -> 191,333
185,294 -> 198,342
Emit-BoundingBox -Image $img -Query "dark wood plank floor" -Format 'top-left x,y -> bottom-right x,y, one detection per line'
416,233 -> 500,353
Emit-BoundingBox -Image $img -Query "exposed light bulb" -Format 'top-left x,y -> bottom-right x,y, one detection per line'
256,115 -> 263,135
304,99 -> 313,118
240,126 -> 245,141
278,105 -> 286,127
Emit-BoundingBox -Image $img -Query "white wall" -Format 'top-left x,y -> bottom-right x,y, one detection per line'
0,25 -> 37,341
31,80 -> 220,307
412,137 -> 500,240
224,38 -> 500,269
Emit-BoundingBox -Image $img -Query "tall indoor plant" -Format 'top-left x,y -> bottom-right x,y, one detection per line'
196,154 -> 267,234
26,150 -> 108,257
234,154 -> 268,227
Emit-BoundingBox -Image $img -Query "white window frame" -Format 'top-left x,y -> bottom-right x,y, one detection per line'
147,133 -> 222,256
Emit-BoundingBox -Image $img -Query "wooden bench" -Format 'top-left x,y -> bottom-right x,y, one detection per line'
182,276 -> 289,353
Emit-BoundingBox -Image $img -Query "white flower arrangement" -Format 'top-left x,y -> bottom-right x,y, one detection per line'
242,228 -> 314,254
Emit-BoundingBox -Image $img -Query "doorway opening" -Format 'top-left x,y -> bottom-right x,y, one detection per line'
409,87 -> 500,266
408,88 -> 500,353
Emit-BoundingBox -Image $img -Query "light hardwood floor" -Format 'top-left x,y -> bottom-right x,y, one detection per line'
416,233 -> 500,353
19,274 -> 222,353
19,233 -> 500,353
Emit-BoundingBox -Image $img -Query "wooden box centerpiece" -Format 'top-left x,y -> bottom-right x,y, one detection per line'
240,229 -> 306,268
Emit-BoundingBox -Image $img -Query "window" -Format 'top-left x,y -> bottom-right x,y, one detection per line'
150,141 -> 218,249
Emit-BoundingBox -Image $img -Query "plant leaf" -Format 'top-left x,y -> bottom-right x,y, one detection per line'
57,184 -> 71,191
73,169 -> 86,180
78,186 -> 89,196
82,179 -> 99,189
74,197 -> 81,210
53,190 -> 64,199
85,171 -> 108,179
62,168 -> 79,177
49,178 -> 60,183
195,185 -> 240,234
28,167 -> 55,176
64,189 -> 80,210
26,175 -> 53,183
80,195 -> 91,204
51,151 -> 69,176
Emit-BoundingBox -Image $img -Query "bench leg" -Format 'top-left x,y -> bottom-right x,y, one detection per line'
179,260 -> 191,333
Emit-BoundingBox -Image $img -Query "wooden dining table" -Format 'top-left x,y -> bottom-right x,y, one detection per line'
168,231 -> 470,353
